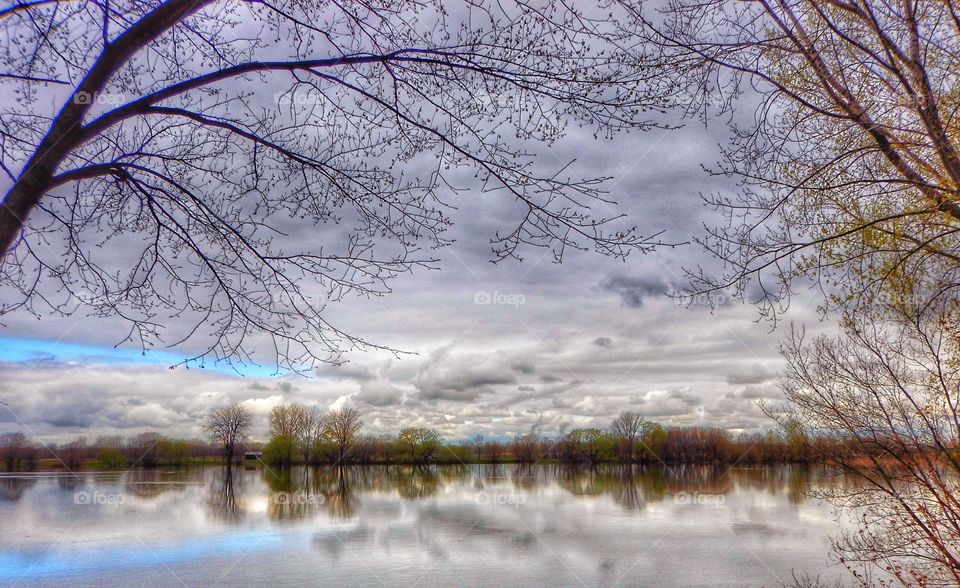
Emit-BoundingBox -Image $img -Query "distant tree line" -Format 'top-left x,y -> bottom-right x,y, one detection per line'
0,431 -> 222,472
251,405 -> 825,467
0,407 -> 837,472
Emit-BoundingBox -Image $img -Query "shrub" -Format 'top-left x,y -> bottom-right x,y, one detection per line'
262,435 -> 297,466
94,448 -> 127,470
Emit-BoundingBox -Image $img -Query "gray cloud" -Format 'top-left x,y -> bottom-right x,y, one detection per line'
354,380 -> 405,407
413,348 -> 518,403
599,274 -> 670,308
510,362 -> 536,375
738,384 -> 779,400
726,364 -> 778,386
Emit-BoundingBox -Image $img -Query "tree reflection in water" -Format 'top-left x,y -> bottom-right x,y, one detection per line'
0,476 -> 36,501
68,463 -> 837,530
391,465 -> 441,500
0,463 -> 851,585
124,469 -> 190,499
208,466 -> 243,522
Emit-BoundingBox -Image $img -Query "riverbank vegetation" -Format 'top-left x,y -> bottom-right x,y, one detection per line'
2,406 -> 823,472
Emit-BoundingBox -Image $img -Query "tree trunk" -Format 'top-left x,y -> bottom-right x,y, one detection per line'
0,0 -> 211,256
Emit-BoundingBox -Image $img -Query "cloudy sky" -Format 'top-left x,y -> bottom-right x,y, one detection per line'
0,23 -> 834,443
0,118 -> 832,444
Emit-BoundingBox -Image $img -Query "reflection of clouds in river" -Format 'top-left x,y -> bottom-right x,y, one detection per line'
0,465 -> 851,586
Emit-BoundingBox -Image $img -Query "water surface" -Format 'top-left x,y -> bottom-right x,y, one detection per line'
0,464 -> 850,587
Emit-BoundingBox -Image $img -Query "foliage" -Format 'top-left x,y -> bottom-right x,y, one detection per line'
640,422 -> 667,462
156,439 -> 192,467
434,444 -> 473,465
8,404 -> 843,472
262,436 -> 297,466
396,427 -> 441,464
566,428 -> 617,463
623,0 -> 960,322
94,448 -> 127,470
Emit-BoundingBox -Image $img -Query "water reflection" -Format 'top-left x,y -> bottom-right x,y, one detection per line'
208,467 -> 242,521
0,476 -> 36,501
208,463 -> 849,523
0,465 -> 852,586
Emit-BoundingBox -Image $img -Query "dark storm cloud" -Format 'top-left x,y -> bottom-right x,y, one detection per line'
592,337 -> 613,348
599,274 -> 670,308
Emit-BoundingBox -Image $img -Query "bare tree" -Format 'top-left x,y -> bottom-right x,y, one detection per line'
298,404 -> 324,463
511,425 -> 541,463
0,0 -> 669,371
324,407 -> 363,464
471,434 -> 485,461
270,402 -> 325,462
773,301 -> 960,586
482,439 -> 504,463
128,431 -> 162,467
204,402 -> 252,463
624,0 -> 960,319
611,410 -> 645,463
0,432 -> 28,471
268,404 -> 301,439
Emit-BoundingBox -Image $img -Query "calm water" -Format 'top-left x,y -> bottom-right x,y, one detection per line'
0,464 -> 851,587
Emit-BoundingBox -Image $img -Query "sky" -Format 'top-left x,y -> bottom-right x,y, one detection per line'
0,120 -> 833,444
0,6 -> 835,444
